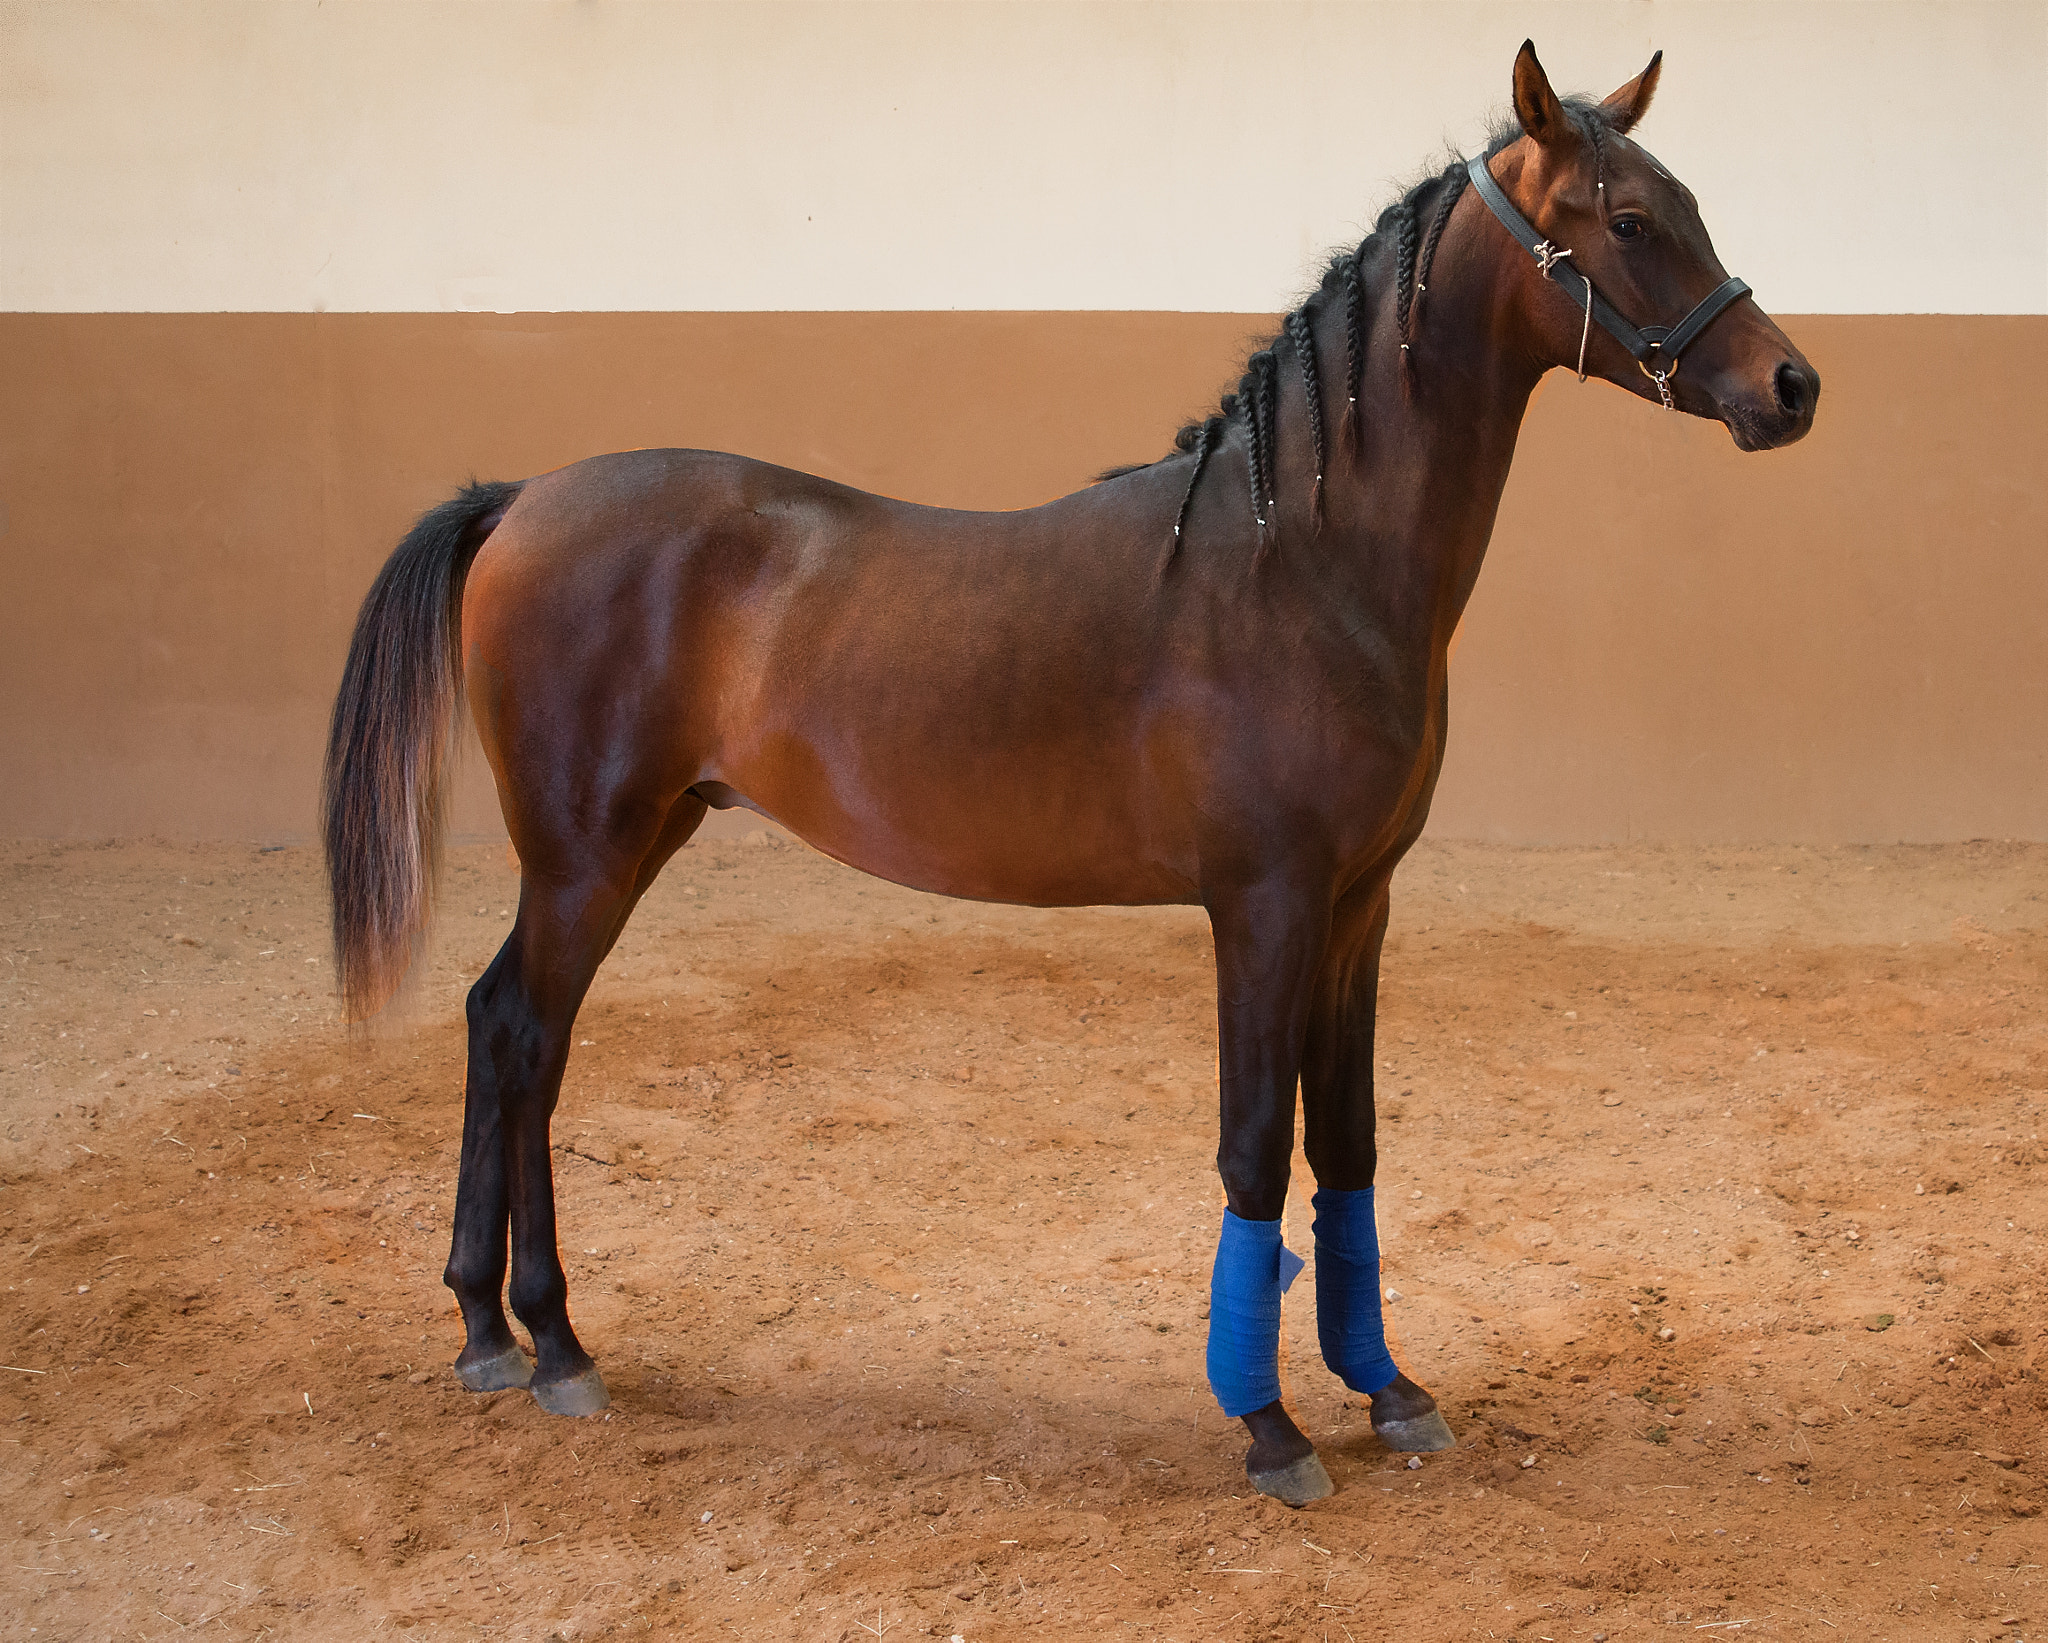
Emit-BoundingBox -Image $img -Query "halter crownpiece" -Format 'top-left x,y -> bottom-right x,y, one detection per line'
1464,153 -> 1750,410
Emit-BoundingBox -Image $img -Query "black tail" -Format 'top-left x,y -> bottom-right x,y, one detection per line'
322,480 -> 522,1021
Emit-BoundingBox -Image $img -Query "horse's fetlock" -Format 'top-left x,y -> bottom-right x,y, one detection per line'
444,1259 -> 500,1304
509,1275 -> 568,1328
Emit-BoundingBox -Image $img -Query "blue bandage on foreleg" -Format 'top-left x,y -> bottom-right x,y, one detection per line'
1205,1210 -> 1304,1418
1312,1187 -> 1399,1396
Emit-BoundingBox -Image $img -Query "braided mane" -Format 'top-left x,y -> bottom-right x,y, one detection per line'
1108,97 -> 1624,561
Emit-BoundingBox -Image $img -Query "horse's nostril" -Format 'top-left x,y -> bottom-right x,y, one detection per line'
1774,362 -> 1809,416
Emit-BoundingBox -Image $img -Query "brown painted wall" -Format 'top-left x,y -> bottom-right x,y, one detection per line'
2,312 -> 2043,844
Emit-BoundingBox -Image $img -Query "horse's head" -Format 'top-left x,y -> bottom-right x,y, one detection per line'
1485,41 -> 1818,451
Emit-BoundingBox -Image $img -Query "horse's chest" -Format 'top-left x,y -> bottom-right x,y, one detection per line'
1308,672 -> 1446,843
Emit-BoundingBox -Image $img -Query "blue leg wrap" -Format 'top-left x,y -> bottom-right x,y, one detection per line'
1312,1186 -> 1399,1396
1205,1210 -> 1304,1418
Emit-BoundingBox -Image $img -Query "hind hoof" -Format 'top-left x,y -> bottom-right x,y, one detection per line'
1374,1409 -> 1456,1453
455,1345 -> 534,1393
532,1366 -> 610,1417
1247,1451 -> 1335,1507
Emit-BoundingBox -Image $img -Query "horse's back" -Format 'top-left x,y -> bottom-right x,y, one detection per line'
478,447 -> 877,573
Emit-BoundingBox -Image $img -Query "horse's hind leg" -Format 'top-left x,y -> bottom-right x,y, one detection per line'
1300,879 -> 1454,1453
445,941 -> 533,1391
449,794 -> 706,1414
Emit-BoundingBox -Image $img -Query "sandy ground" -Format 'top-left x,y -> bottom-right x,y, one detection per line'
2,834 -> 2044,1642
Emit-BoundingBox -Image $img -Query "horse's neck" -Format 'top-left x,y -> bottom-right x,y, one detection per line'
1298,247 -> 1541,651
1377,351 -> 1538,640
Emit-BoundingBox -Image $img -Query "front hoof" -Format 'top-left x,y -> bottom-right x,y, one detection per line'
1373,1408 -> 1456,1453
1247,1451 -> 1335,1507
455,1344 -> 535,1393
531,1366 -> 610,1417
1369,1371 -> 1456,1453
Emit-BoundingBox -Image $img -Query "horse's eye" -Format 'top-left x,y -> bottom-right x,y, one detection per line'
1611,216 -> 1646,242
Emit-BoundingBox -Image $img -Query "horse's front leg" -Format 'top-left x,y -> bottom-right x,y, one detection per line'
1300,879 -> 1455,1453
1205,872 -> 1333,1505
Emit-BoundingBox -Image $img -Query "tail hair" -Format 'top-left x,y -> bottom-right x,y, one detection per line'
321,480 -> 521,1021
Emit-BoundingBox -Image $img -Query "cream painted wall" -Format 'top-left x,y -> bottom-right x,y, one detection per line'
4,0 -> 2044,314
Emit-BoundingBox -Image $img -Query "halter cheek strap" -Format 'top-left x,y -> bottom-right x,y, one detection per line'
1464,154 -> 1751,408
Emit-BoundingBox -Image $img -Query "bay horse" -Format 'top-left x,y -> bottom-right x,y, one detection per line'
324,41 -> 1817,1505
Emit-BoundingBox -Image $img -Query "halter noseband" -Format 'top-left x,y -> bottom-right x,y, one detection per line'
1465,153 -> 1750,410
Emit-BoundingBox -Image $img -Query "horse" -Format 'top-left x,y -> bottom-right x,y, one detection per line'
323,40 -> 1818,1506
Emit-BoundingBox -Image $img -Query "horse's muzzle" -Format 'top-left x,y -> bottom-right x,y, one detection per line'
1724,357 -> 1820,451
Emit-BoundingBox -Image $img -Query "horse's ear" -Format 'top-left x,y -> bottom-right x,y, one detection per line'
1512,39 -> 1571,150
1601,50 -> 1663,134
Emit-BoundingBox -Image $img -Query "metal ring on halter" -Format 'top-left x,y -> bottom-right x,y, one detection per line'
1637,353 -> 1678,410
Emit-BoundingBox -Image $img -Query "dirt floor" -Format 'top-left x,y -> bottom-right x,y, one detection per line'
2,834 -> 2044,1642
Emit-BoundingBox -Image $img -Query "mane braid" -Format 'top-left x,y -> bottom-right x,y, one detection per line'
1167,416 -> 1219,562
1284,309 -> 1326,530
1414,169 -> 1469,337
1394,201 -> 1420,390
1338,252 -> 1367,455
1243,351 -> 1277,539
1257,352 -> 1280,526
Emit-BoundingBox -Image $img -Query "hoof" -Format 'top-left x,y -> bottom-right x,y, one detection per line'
454,1345 -> 534,1393
1247,1451 -> 1335,1508
1374,1408 -> 1456,1453
531,1366 -> 610,1417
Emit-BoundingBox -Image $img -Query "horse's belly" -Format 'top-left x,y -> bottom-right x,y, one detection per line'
692,771 -> 1195,909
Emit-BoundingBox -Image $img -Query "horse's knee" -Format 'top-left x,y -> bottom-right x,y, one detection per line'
1302,1132 -> 1376,1192
1216,1132 -> 1294,1221
1216,1164 -> 1290,1222
1300,1079 -> 1379,1192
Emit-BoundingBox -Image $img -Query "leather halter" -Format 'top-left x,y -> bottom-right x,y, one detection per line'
1465,153 -> 1750,407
